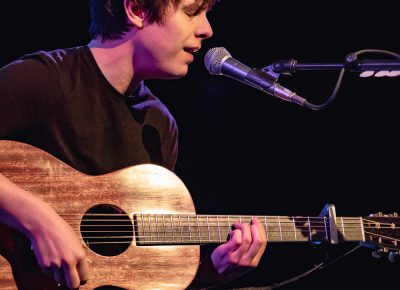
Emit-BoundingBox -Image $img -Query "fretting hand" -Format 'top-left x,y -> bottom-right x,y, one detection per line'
211,217 -> 267,282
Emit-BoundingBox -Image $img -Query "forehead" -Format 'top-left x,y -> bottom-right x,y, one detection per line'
179,0 -> 216,10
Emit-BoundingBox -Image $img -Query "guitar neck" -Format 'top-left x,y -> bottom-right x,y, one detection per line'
135,214 -> 365,245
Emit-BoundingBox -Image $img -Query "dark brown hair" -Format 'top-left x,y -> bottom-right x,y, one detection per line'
89,0 -> 217,41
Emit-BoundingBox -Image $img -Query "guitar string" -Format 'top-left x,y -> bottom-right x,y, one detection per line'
75,227 -> 393,239
58,215 -> 397,242
63,216 -> 398,230
60,215 -> 394,224
77,225 -> 398,242
66,222 -> 391,229
61,216 -> 367,222
60,214 -> 386,220
76,226 -> 397,243
77,227 -> 391,236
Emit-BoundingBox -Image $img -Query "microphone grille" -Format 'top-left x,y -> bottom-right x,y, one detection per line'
204,47 -> 231,75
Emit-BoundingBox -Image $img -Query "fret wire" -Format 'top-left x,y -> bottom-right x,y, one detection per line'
307,217 -> 312,241
217,215 -> 221,242
264,216 -> 269,240
228,215 -> 231,234
207,216 -> 211,242
178,214 -> 183,243
141,214 -> 145,242
360,217 -> 365,242
148,215 -> 152,242
292,217 -> 297,241
341,217 -> 345,238
196,215 -> 201,243
170,215 -> 175,242
187,214 -> 192,242
162,214 -> 167,242
155,215 -> 159,242
278,216 -> 282,241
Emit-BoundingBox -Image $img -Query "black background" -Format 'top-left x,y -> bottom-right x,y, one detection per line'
2,1 -> 400,289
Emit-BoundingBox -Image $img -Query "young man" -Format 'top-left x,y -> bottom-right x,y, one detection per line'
0,0 -> 267,289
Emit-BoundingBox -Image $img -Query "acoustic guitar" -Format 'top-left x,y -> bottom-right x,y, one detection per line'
0,141 -> 399,289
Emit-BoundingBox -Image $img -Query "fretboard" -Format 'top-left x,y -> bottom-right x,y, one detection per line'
134,214 -> 365,245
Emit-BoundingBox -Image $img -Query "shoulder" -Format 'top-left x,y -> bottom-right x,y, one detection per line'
0,46 -> 87,83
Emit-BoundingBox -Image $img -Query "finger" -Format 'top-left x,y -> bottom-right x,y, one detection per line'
250,217 -> 267,244
77,258 -> 89,285
242,218 -> 267,264
52,264 -> 66,287
212,229 -> 242,264
232,222 -> 252,256
62,262 -> 81,290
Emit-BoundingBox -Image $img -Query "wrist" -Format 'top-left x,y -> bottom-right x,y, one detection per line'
189,254 -> 226,289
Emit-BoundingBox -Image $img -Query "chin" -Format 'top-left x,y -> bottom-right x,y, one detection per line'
160,67 -> 189,79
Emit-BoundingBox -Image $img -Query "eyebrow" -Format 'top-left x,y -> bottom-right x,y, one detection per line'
183,0 -> 211,12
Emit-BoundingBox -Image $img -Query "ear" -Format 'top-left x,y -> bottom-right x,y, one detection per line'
124,0 -> 145,29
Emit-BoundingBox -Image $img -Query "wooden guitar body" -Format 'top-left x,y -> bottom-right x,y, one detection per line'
0,141 -> 199,290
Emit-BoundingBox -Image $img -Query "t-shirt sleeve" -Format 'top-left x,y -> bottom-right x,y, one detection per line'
0,55 -> 59,138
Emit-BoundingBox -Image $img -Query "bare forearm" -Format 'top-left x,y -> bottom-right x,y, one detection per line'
0,173 -> 53,237
0,173 -> 89,288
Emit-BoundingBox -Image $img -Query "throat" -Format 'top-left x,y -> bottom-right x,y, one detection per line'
88,44 -> 138,94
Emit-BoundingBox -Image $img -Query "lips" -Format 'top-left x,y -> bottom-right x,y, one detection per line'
184,47 -> 200,54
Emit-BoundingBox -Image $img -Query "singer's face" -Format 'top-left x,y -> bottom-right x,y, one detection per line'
133,0 -> 213,79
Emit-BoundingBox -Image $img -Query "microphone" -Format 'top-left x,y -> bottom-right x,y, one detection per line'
204,47 -> 307,106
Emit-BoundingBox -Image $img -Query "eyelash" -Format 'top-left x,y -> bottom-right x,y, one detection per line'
185,11 -> 199,17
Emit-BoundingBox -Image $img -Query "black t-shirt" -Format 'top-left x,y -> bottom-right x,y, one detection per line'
0,46 -> 178,174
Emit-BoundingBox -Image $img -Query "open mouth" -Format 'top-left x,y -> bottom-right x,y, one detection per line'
184,47 -> 200,54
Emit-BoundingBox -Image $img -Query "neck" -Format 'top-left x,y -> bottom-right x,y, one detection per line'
88,35 -> 141,95
133,214 -> 365,245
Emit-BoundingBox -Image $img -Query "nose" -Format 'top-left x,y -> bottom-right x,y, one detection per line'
196,13 -> 213,40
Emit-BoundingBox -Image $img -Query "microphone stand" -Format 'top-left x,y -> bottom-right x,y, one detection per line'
270,56 -> 400,75
263,49 -> 400,110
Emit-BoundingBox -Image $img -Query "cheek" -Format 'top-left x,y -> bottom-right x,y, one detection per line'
149,28 -> 183,55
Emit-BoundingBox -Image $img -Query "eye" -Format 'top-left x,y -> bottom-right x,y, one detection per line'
185,10 -> 199,17
184,5 -> 204,18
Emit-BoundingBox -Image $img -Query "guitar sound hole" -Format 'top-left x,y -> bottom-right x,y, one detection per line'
80,204 -> 133,256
